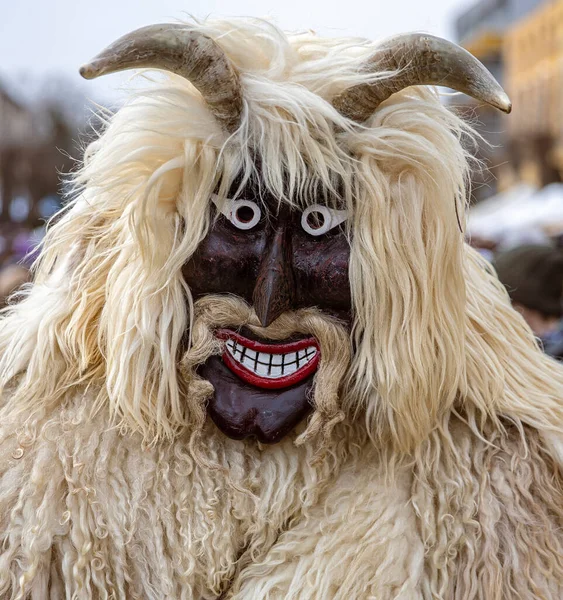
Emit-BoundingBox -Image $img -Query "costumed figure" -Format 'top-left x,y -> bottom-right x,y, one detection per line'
1,18 -> 563,599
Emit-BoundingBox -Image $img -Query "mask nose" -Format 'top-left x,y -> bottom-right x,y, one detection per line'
252,223 -> 295,327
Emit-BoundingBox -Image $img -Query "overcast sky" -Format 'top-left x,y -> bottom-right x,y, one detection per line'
1,0 -> 473,103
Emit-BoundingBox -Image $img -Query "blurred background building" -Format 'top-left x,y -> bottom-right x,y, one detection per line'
504,0 -> 563,189
456,0 -> 563,252
455,0 -> 544,201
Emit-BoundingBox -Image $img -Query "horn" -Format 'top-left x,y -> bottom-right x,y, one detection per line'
80,24 -> 243,133
332,33 -> 511,122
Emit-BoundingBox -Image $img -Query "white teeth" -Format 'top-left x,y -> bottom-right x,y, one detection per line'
271,353 -> 283,366
225,339 -> 318,379
255,354 -> 270,376
242,350 -> 256,371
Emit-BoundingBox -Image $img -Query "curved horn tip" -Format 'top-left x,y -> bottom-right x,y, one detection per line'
79,63 -> 99,80
497,93 -> 512,114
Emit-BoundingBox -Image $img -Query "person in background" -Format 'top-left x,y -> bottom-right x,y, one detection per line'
494,244 -> 563,360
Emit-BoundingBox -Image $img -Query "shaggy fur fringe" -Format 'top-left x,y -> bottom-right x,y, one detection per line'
1,402 -> 562,598
0,16 -> 562,599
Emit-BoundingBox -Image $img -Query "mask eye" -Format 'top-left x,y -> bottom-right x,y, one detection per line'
213,196 -> 262,230
301,205 -> 348,237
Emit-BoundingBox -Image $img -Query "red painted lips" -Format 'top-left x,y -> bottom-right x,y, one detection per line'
215,329 -> 320,389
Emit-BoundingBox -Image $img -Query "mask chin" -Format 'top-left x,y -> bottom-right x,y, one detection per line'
199,356 -> 314,443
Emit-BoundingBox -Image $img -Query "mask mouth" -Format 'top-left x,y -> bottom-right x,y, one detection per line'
215,328 -> 320,389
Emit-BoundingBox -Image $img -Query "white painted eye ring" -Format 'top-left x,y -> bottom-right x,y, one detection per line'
229,199 -> 261,230
212,195 -> 261,230
301,204 -> 348,236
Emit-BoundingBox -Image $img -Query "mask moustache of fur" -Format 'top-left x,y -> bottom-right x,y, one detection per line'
178,295 -> 351,460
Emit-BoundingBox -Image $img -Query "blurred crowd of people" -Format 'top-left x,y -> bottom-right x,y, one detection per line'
468,183 -> 563,361
479,240 -> 563,361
